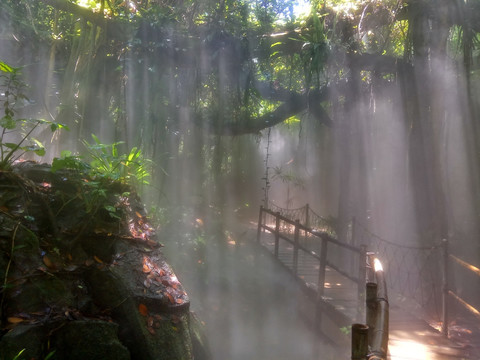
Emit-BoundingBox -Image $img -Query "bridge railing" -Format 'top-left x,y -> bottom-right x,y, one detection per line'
355,220 -> 480,336
257,205 -> 367,318
443,240 -> 480,335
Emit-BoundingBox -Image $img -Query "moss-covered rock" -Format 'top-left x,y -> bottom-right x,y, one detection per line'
0,162 -> 209,360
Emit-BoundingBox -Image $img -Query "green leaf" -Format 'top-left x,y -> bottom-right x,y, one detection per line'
34,147 -> 46,156
44,350 -> 56,360
12,349 -> 26,360
29,138 -> 46,156
0,60 -> 14,73
50,122 -> 70,132
3,143 -> 19,150
0,115 -> 16,129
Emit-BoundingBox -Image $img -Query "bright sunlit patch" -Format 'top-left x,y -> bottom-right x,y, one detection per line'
293,0 -> 311,18
374,258 -> 383,272
77,0 -> 100,10
389,340 -> 428,359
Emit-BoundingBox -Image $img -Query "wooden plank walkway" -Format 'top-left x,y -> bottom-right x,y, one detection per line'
256,227 -> 476,359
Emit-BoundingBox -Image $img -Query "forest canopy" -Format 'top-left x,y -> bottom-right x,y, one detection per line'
3,0 -> 478,137
1,0 -> 480,246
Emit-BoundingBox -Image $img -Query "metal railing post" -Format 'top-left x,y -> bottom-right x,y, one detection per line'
441,238 -> 449,336
358,245 -> 367,318
274,212 -> 280,258
317,237 -> 328,298
293,219 -> 300,276
305,203 -> 310,229
257,205 -> 264,243
350,216 -> 357,275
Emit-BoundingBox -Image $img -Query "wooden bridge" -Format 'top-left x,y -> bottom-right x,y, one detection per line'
256,204 -> 480,359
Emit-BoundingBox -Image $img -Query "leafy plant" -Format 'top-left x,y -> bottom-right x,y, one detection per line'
52,135 -> 152,187
83,134 -> 152,187
340,326 -> 351,335
0,59 -> 68,169
51,136 -> 153,224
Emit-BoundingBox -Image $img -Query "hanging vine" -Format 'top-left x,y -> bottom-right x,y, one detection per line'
262,127 -> 272,208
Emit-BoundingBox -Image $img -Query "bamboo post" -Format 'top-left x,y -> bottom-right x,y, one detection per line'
256,206 -> 263,243
351,323 -> 369,360
370,268 -> 389,358
293,219 -> 300,276
441,238 -> 449,336
274,212 -> 280,258
366,282 -> 378,345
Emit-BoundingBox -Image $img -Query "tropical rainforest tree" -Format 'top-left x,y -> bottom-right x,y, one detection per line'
0,0 -> 479,248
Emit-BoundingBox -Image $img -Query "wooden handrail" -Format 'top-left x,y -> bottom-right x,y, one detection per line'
449,254 -> 480,277
260,206 -> 362,253
444,244 -> 480,331
257,206 -> 363,284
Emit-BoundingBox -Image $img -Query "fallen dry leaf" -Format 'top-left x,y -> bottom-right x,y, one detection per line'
93,256 -> 103,264
42,255 -> 55,269
138,303 -> 148,316
7,317 -> 24,324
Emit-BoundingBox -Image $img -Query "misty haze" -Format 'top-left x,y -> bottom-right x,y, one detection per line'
0,1 -> 480,359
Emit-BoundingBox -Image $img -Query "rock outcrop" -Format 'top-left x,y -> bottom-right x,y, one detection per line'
0,162 -> 208,360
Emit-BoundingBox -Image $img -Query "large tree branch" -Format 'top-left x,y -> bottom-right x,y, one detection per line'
39,0 -> 131,40
40,0 -> 107,25
211,84 -> 335,135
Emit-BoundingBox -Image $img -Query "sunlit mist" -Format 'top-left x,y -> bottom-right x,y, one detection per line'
1,0 -> 479,359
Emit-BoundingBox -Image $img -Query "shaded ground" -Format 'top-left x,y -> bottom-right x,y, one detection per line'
160,212 -> 342,360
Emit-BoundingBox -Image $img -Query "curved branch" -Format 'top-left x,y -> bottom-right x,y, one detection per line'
211,85 -> 334,135
39,0 -> 131,40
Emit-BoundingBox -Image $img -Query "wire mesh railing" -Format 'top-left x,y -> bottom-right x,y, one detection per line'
353,220 -> 444,323
261,202 -> 480,337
